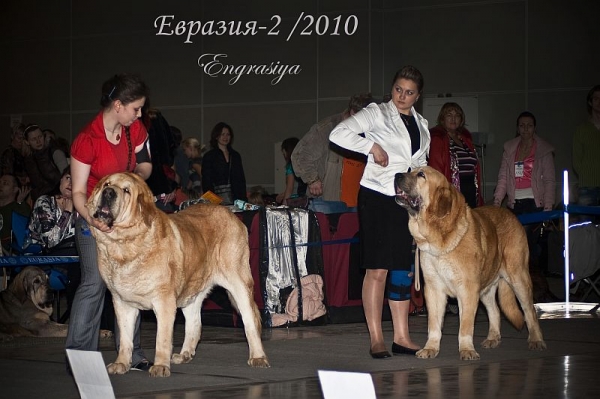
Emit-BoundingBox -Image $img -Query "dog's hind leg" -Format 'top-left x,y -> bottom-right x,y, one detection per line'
480,284 -> 502,349
172,293 -> 206,365
508,270 -> 546,350
222,276 -> 270,368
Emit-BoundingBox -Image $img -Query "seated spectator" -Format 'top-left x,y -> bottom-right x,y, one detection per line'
1,123 -> 29,186
28,166 -> 78,310
0,174 -> 31,252
28,166 -> 76,252
202,122 -> 247,205
23,124 -> 68,201
44,128 -> 71,161
181,137 -> 205,198
170,126 -> 191,192
276,137 -> 307,205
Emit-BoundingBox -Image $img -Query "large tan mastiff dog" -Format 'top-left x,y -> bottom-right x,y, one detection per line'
394,166 -> 546,360
87,172 -> 269,377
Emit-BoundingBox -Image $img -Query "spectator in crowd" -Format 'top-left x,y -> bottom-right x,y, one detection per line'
43,128 -> 71,160
330,66 -> 429,359
276,137 -> 306,205
28,166 -> 78,311
291,93 -> 374,209
0,174 -> 31,251
65,72 -> 153,372
493,111 -> 555,264
201,122 -> 247,205
1,123 -> 29,186
573,85 -> 600,207
23,124 -> 68,201
428,102 -> 483,208
142,106 -> 177,212
181,137 -> 205,197
170,126 -> 191,192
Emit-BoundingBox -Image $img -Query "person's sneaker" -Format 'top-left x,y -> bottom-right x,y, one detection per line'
130,359 -> 153,371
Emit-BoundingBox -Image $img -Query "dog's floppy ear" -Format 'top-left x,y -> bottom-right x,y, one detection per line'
429,186 -> 454,219
9,271 -> 30,304
130,173 -> 156,227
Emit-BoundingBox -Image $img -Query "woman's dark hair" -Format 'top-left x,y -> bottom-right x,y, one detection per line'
392,65 -> 424,93
281,137 -> 299,162
100,73 -> 149,108
209,122 -> 234,149
516,111 -> 537,127
50,166 -> 71,196
23,124 -> 42,140
586,85 -> 600,115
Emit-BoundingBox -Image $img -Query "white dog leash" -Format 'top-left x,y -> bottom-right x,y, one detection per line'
414,247 -> 421,291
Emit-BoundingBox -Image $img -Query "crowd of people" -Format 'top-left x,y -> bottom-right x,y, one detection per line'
0,69 -> 597,371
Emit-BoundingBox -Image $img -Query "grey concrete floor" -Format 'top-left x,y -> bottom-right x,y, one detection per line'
1,275 -> 599,398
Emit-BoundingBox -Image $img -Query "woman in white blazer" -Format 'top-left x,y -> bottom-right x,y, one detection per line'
330,65 -> 430,358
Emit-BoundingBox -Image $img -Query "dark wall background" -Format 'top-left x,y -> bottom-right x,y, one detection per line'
1,0 -> 598,200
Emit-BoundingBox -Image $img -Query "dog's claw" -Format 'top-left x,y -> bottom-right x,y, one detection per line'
107,362 -> 129,374
459,350 -> 480,360
528,340 -> 547,350
248,357 -> 271,368
481,338 -> 501,349
416,349 -> 439,359
149,365 -> 171,377
171,351 -> 194,364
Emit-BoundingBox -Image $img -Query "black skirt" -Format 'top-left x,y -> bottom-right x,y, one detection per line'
357,185 -> 413,271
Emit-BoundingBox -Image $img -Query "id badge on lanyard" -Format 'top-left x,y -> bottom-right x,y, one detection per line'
514,161 -> 524,178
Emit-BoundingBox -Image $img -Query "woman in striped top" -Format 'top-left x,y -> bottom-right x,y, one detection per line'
428,102 -> 483,208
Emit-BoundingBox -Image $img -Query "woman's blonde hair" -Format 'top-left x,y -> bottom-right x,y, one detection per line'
181,137 -> 205,155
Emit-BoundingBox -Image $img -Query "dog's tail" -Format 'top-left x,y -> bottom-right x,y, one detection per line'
498,279 -> 525,330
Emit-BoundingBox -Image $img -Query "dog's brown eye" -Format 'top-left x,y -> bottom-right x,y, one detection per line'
124,188 -> 130,194
418,171 -> 426,178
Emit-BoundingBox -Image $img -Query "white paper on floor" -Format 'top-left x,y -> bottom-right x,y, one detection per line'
66,349 -> 115,399
318,370 -> 377,399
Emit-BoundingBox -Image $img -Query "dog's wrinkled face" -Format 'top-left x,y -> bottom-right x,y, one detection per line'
395,168 -> 428,216
395,166 -> 457,219
16,267 -> 54,314
87,173 -> 151,228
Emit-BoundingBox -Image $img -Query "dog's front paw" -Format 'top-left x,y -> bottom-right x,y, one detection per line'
481,338 -> 501,349
107,362 -> 129,374
416,348 -> 439,359
100,329 -> 113,339
171,351 -> 194,364
248,357 -> 270,368
459,349 -> 480,360
149,364 -> 170,377
528,340 -> 547,350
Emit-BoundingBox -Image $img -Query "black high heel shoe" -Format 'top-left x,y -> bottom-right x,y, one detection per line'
391,342 -> 419,355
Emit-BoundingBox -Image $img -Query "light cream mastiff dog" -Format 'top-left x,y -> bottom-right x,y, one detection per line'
394,166 -> 546,360
87,172 -> 269,377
